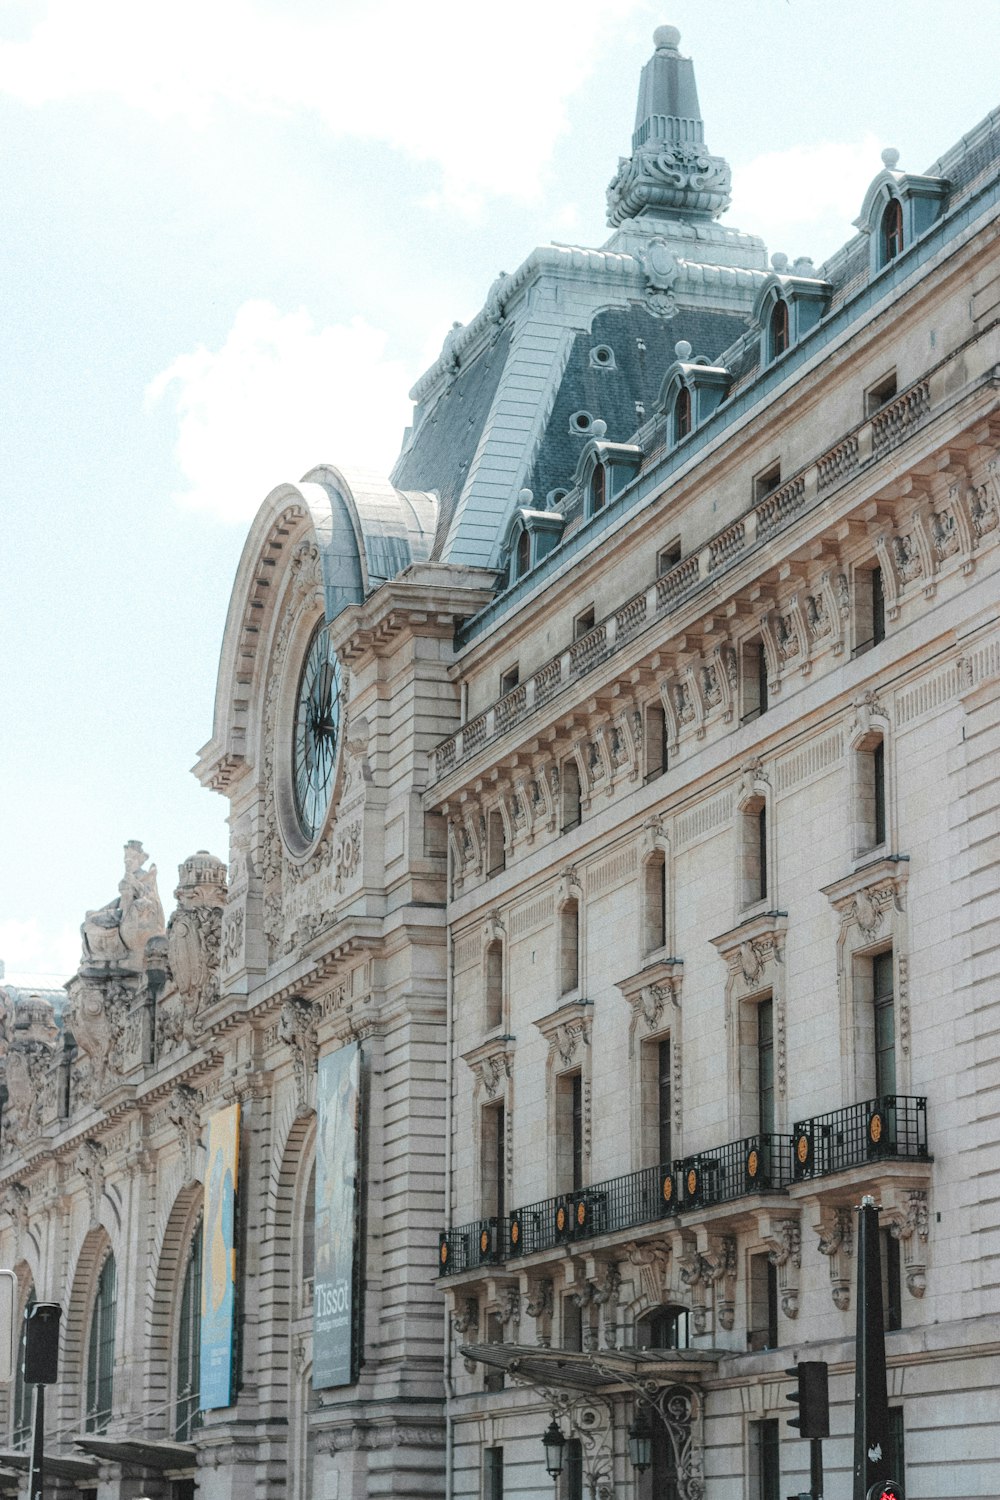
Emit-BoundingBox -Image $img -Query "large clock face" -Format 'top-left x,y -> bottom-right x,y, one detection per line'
292,625 -> 343,841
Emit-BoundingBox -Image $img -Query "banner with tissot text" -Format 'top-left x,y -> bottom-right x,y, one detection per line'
200,1102 -> 240,1409
313,1041 -> 362,1388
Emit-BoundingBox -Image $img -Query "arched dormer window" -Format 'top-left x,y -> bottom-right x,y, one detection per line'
858,150 -> 948,277
880,196 -> 903,266
672,385 -> 692,443
769,297 -> 789,360
590,462 -> 606,513
516,526 -> 531,578
501,503 -> 565,591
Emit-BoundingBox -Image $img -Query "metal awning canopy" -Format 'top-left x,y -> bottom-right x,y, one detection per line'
460,1342 -> 720,1392
0,1448 -> 99,1481
74,1436 -> 197,1472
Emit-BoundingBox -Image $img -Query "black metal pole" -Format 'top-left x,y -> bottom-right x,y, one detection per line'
853,1194 -> 891,1499
27,1382 -> 43,1500
810,1435 -> 824,1499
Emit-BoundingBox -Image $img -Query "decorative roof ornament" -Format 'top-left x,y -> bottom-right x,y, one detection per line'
606,26 -> 732,228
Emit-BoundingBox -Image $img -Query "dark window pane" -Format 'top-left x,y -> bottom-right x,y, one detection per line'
658,1039 -> 672,1166
175,1224 -> 204,1440
873,740 -> 886,845
758,999 -> 775,1139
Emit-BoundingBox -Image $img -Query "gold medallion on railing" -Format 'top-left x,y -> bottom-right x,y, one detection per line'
556,1204 -> 567,1234
440,1240 -> 449,1267
480,1227 -> 490,1256
577,1199 -> 587,1227
662,1175 -> 673,1204
686,1167 -> 698,1198
510,1217 -> 520,1250
747,1147 -> 760,1180
869,1111 -> 884,1145
795,1132 -> 811,1169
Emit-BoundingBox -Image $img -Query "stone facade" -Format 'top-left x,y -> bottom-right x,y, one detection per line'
2,25 -> 999,1500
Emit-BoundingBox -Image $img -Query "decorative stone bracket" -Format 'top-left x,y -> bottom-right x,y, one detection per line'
814,1204 -> 853,1311
884,1187 -> 930,1298
757,1212 -> 802,1319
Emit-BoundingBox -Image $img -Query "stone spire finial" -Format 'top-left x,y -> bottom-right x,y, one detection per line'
606,26 -> 732,227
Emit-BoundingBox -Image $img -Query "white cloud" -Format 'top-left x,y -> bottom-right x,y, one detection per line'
0,917 -> 80,990
0,0 -> 643,205
146,300 -> 414,520
732,134 -> 884,265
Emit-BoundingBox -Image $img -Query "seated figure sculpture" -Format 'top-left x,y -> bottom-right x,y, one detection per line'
81,840 -> 165,969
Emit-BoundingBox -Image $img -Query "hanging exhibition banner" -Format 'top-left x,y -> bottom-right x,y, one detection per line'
314,1041 -> 362,1389
200,1101 -> 240,1409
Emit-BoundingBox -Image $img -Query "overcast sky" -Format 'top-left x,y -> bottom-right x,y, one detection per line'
3,0 -> 999,988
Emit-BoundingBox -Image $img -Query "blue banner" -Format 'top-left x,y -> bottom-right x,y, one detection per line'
314,1041 -> 361,1389
200,1102 -> 239,1409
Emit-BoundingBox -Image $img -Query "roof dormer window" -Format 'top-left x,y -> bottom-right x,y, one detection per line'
880,196 -> 903,266
769,298 -> 789,360
673,385 -> 692,443
590,462 -> 606,513
857,148 -> 948,277
516,526 -> 531,578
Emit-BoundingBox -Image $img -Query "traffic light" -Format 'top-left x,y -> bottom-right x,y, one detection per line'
23,1302 -> 61,1385
785,1359 -> 829,1439
866,1484 -> 903,1500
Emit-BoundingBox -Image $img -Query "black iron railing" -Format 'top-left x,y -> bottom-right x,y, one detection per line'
508,1163 -> 680,1259
438,1100 -> 930,1276
438,1217 -> 508,1276
792,1094 -> 928,1180
677,1132 -> 793,1209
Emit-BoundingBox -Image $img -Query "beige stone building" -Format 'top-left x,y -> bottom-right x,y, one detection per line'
0,25 -> 998,1500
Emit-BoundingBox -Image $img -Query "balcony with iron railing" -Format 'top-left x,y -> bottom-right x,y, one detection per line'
438,1095 -> 929,1278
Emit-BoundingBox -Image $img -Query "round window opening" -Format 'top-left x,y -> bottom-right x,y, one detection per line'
292,624 -> 343,841
571,411 -> 593,434
590,344 -> 615,368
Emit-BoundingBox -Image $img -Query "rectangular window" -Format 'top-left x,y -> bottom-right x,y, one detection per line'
873,740 -> 886,846
571,1073 -> 583,1192
481,1104 -> 506,1220
556,1070 -> 584,1195
872,565 -> 886,645
757,806 -> 768,903
484,1317 -> 504,1393
574,605 -> 596,639
561,759 -> 581,832
754,462 -> 781,501
487,810 -> 505,876
657,540 -> 682,576
881,1227 -> 902,1332
873,951 -> 896,1097
499,664 -> 519,696
865,370 -> 898,417
562,1438 -> 584,1500
854,564 -> 886,655
484,1446 -> 504,1500
741,638 -> 768,722
748,1252 -> 778,1351
658,1039 -> 672,1167
754,1419 -> 780,1500
644,702 -> 668,781
757,999 -> 775,1138
563,1295 -> 583,1352
888,1407 -> 905,1485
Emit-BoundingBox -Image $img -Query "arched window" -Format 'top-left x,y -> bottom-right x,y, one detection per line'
302,1161 -> 316,1293
516,526 -> 531,578
768,298 -> 789,360
672,386 -> 692,443
880,197 -> 903,266
85,1254 -> 117,1433
12,1285 -> 35,1449
174,1224 -> 203,1441
590,463 -> 606,513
